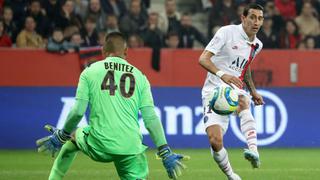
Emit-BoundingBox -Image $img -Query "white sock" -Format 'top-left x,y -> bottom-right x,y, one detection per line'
239,109 -> 258,153
211,147 -> 234,177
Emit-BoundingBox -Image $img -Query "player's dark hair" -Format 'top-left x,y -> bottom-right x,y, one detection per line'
103,32 -> 127,53
243,3 -> 264,16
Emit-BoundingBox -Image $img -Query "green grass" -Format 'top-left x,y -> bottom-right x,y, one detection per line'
0,148 -> 319,180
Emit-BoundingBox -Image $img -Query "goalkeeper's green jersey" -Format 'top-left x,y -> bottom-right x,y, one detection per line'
76,57 -> 154,155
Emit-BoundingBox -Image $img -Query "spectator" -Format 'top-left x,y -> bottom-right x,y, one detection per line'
104,14 -> 120,34
55,0 -> 84,30
136,0 -> 149,18
47,28 -> 74,53
97,30 -> 106,46
128,33 -> 144,48
26,0 -> 50,38
81,16 -> 99,47
141,12 -> 164,46
158,0 -> 181,34
295,2 -> 320,37
63,25 -> 80,40
69,32 -> 82,50
119,0 -> 147,35
2,6 -> 18,42
274,0 -> 296,20
5,0 -> 27,31
178,13 -> 207,48
296,0 -> 320,15
208,0 -> 237,38
279,19 -> 301,49
304,35 -> 317,49
15,16 -> 43,48
124,0 -> 149,16
84,0 -> 106,32
264,1 -> 277,16
264,1 -> 284,33
100,0 -> 127,19
73,0 -> 88,17
0,19 -> 12,47
165,31 -> 179,48
41,0 -> 61,24
257,16 -> 279,48
140,12 -> 164,71
16,16 -> 44,48
297,40 -> 306,50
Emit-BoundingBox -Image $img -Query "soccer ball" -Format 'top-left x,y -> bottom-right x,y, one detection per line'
209,86 -> 239,115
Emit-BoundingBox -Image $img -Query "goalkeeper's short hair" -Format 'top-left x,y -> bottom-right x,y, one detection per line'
103,32 -> 127,53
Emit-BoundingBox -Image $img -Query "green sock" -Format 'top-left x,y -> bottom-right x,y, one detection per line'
49,141 -> 78,180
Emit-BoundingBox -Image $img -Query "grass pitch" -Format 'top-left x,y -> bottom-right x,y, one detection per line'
0,148 -> 319,180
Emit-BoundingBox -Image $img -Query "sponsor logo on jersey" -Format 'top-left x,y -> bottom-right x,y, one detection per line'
229,57 -> 248,73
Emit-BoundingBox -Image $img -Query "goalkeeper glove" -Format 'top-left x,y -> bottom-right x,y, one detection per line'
157,145 -> 189,179
36,125 -> 71,157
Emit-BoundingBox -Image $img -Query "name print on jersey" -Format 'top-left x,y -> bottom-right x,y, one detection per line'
104,62 -> 134,73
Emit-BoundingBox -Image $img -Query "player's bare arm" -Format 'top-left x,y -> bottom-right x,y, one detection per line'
244,66 -> 264,105
199,50 -> 243,88
243,66 -> 256,93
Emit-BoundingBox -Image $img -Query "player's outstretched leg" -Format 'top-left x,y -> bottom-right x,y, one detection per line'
49,141 -> 79,180
211,147 -> 241,180
207,125 -> 241,179
239,109 -> 260,168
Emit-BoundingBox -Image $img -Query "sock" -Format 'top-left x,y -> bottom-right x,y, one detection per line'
49,141 -> 79,180
211,147 -> 234,177
239,109 -> 258,153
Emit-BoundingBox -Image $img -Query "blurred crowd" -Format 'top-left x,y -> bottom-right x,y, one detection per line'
0,0 -> 320,53
206,0 -> 320,50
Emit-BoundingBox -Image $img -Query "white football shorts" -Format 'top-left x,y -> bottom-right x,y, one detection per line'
202,96 -> 231,134
202,84 -> 252,134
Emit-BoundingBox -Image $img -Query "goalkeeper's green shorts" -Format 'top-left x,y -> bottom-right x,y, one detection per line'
75,126 -> 149,180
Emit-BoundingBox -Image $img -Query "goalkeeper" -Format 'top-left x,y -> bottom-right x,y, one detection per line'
36,32 -> 188,180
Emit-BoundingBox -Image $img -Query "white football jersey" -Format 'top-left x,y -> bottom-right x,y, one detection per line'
202,24 -> 263,98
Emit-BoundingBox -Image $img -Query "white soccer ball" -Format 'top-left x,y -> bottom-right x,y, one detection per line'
209,86 -> 239,115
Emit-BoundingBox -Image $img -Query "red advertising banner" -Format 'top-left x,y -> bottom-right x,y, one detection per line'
0,48 -> 318,87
